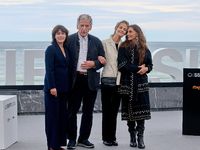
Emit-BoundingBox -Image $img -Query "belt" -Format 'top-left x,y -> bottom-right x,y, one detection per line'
77,71 -> 87,75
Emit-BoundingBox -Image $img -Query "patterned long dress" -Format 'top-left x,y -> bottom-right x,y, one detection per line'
118,46 -> 153,121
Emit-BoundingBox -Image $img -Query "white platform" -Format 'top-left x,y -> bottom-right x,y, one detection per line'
0,95 -> 18,150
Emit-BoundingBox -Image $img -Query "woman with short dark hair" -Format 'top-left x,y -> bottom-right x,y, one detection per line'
44,25 -> 70,150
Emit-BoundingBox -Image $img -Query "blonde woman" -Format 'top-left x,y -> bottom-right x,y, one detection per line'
101,20 -> 129,146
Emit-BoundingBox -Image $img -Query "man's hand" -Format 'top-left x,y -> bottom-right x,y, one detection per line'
137,64 -> 148,75
50,88 -> 57,97
81,61 -> 95,70
98,56 -> 107,65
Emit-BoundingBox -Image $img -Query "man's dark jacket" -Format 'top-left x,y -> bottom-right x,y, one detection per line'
67,32 -> 105,91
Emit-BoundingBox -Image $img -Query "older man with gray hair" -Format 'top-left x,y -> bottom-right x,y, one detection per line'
67,14 -> 106,149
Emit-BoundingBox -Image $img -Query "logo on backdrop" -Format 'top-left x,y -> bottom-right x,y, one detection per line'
7,116 -> 15,122
193,86 -> 200,91
187,73 -> 200,78
187,73 -> 193,77
4,101 -> 16,110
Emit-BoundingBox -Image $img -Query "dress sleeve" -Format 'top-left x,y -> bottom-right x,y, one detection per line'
45,46 -> 56,89
118,47 -> 140,73
145,49 -> 153,74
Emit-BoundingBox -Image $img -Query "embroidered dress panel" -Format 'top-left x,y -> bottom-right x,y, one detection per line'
77,33 -> 88,72
118,46 -> 152,121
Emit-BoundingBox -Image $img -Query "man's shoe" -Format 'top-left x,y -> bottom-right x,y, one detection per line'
112,140 -> 118,146
103,141 -> 112,146
77,139 -> 94,148
67,140 -> 76,149
48,147 -> 65,150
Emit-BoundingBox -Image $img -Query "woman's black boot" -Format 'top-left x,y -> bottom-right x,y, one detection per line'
137,132 -> 145,149
137,120 -> 145,149
130,132 -> 137,147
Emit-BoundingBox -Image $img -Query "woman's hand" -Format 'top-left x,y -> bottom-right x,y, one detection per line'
98,56 -> 107,65
137,64 -> 148,75
50,88 -> 57,97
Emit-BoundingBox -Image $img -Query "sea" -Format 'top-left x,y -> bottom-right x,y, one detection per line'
0,41 -> 200,85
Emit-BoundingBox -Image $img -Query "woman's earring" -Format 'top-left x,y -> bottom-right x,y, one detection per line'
136,37 -> 139,46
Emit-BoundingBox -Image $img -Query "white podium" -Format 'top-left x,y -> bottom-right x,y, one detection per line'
0,95 -> 18,149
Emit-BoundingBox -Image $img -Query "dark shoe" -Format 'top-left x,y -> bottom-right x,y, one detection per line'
77,139 -> 94,148
138,135 -> 145,149
67,140 -> 76,149
130,132 -> 137,147
112,140 -> 118,146
103,141 -> 112,146
48,147 -> 60,150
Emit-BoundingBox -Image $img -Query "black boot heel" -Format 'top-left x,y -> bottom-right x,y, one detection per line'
130,132 -> 137,147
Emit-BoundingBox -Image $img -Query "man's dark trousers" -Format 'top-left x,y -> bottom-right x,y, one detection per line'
68,73 -> 97,141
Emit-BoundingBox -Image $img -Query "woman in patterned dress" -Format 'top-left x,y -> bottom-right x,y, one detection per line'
118,24 -> 153,149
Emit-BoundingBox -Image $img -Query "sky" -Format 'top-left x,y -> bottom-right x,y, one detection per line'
0,0 -> 200,42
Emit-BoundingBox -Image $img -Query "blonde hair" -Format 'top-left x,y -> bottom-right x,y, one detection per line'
114,20 -> 129,34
